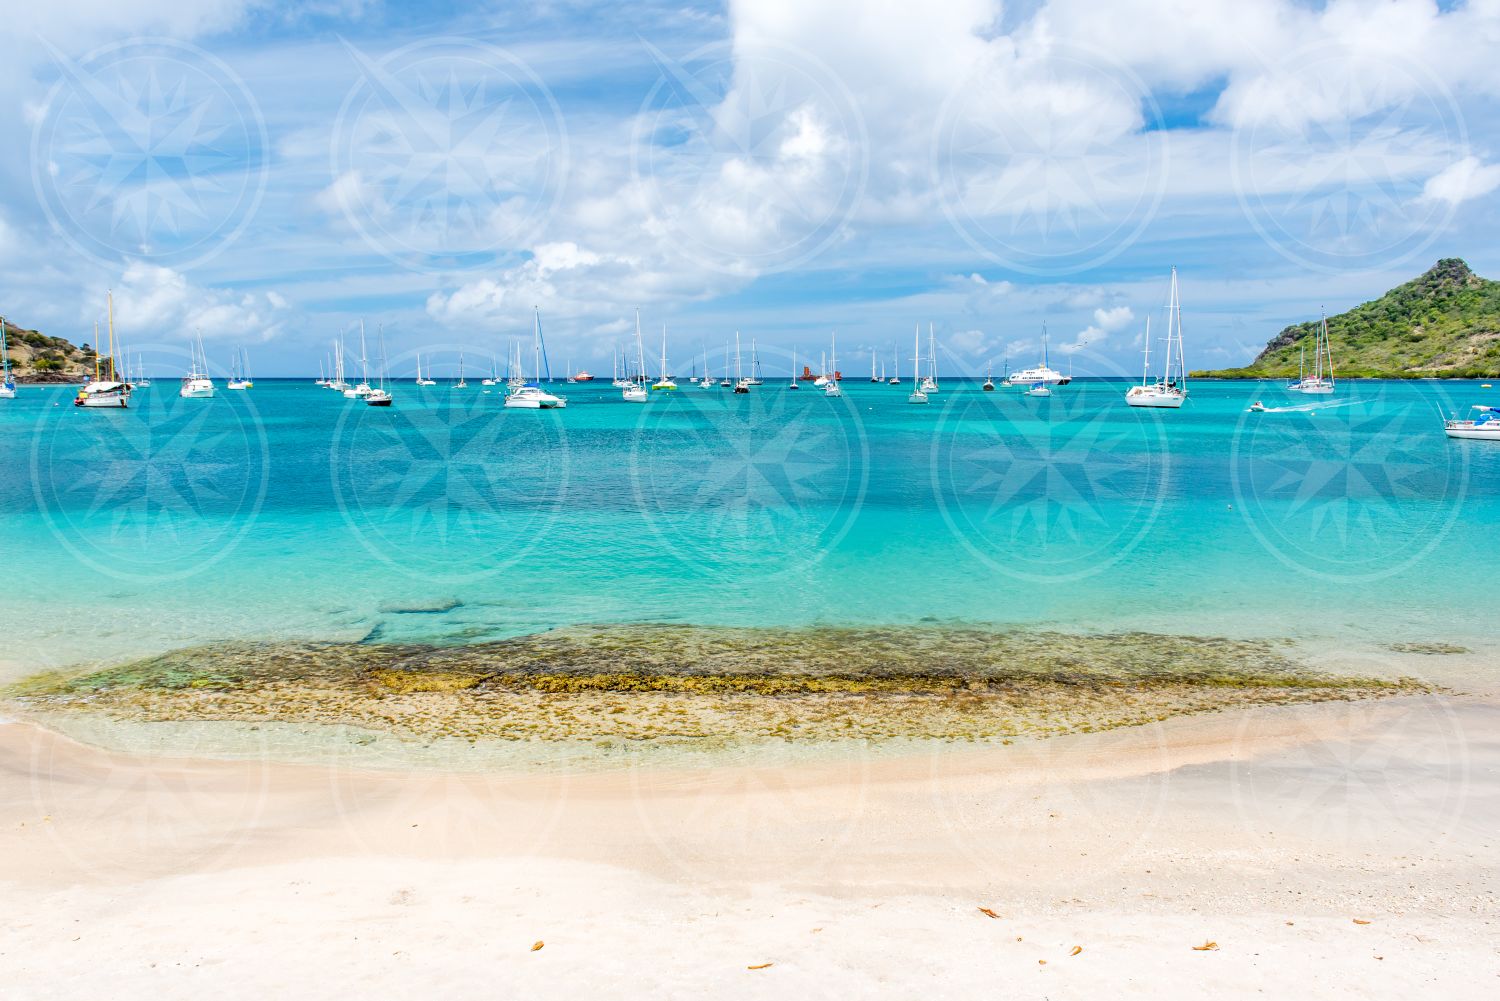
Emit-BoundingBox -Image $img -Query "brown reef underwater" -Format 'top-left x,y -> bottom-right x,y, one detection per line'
5,625 -> 1427,753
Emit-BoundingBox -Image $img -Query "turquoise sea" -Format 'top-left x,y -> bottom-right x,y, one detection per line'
2,376 -> 1497,680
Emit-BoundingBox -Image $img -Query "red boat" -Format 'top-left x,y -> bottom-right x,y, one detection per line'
572,370 -> 595,382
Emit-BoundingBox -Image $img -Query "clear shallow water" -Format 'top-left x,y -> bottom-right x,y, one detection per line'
2,376 -> 1497,679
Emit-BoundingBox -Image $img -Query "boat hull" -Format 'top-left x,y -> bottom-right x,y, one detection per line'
1125,390 -> 1186,409
1445,424 -> 1500,440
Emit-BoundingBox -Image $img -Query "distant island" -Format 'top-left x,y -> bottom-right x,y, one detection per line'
1194,258 -> 1500,380
1,319 -> 99,384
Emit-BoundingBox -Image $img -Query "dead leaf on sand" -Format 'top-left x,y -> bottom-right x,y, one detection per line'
978,907 -> 1000,919
748,963 -> 774,971
1353,919 -> 1372,925
1192,941 -> 1219,952
530,941 -> 545,952
1069,946 -> 1083,956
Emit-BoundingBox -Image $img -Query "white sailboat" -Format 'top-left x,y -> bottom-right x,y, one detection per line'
328,339 -> 350,392
344,321 -> 375,398
76,292 -> 133,407
907,326 -> 928,404
823,334 -> 843,397
700,345 -> 715,389
788,346 -> 800,390
652,324 -> 677,390
1126,268 -> 1190,409
366,324 -> 393,406
226,347 -> 251,390
453,350 -> 468,389
869,348 -> 879,383
179,327 -> 214,399
920,323 -> 939,394
1286,311 -> 1335,395
505,308 -> 566,408
889,344 -> 901,385
1444,405 -> 1500,440
733,331 -> 751,393
747,338 -> 764,385
415,354 -> 436,386
623,309 -> 649,402
0,318 -> 15,399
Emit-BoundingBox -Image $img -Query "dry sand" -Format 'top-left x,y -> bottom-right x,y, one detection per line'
1,678 -> 1496,1000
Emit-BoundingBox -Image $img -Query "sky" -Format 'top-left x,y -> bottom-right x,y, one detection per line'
2,0 -> 1499,378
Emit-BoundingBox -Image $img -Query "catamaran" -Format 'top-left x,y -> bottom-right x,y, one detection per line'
76,292 -> 133,407
1126,268 -> 1190,409
1286,312 -> 1335,395
179,327 -> 214,399
1011,324 -> 1069,385
0,318 -> 15,399
505,308 -> 566,409
1444,406 -> 1500,440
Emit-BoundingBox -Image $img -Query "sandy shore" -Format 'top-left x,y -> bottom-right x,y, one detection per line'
2,683 -> 1496,999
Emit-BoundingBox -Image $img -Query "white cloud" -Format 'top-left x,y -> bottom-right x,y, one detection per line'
1420,156 -> 1500,206
111,261 -> 290,343
1059,304 -> 1134,354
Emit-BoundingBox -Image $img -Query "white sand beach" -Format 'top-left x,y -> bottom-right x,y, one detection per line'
2,682 -> 1496,1000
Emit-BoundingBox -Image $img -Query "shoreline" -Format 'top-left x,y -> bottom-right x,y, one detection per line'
2,691 -> 1494,997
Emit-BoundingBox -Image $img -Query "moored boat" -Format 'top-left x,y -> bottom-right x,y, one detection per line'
1125,268 -> 1189,409
1444,406 -> 1500,440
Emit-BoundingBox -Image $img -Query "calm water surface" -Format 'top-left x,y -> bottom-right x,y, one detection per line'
2,376 -> 1496,678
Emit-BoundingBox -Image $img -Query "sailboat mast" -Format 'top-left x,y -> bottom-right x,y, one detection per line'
106,291 -> 116,381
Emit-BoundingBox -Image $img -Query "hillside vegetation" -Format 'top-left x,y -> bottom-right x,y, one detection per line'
1195,258 -> 1500,379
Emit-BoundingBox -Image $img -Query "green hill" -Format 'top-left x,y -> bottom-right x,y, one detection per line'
1194,258 -> 1500,379
2,317 -> 103,383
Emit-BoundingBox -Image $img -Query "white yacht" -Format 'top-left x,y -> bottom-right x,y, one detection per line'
1011,325 -> 1070,385
908,327 -> 928,404
415,354 -> 436,386
180,328 -> 214,399
1444,406 -> 1500,440
1126,268 -> 1190,409
505,308 -> 566,408
623,309 -> 650,402
652,323 -> 677,390
226,347 -> 252,390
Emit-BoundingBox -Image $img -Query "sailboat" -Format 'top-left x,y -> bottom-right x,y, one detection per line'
869,348 -> 879,383
623,309 -> 649,402
733,331 -> 751,393
1126,268 -> 1190,409
133,355 -> 150,388
344,322 -> 375,398
823,334 -> 843,397
920,324 -> 940,393
1000,356 -> 1012,387
366,324 -> 393,406
747,338 -> 764,385
481,355 -> 498,386
0,318 -> 15,399
329,339 -> 350,391
1286,311 -> 1335,395
907,326 -> 928,404
505,308 -> 566,408
788,347 -> 800,390
983,363 -> 995,391
76,292 -> 133,407
699,345 -> 715,389
415,355 -> 436,386
652,324 -> 677,390
179,327 -> 214,399
227,347 -> 251,390
889,344 -> 901,385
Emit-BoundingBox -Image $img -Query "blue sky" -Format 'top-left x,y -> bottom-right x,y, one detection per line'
3,0 -> 1499,377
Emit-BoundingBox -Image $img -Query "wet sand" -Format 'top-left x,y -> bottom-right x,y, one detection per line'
1,680 -> 1496,999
